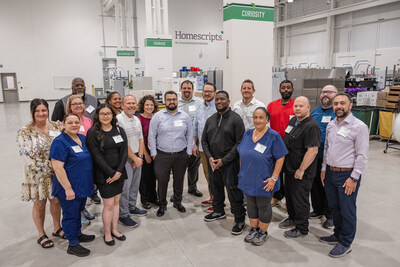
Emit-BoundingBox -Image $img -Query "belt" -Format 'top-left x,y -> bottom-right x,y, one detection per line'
330,166 -> 353,172
157,149 -> 186,155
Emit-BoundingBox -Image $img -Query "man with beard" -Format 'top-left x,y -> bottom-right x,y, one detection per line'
320,93 -> 368,258
148,91 -> 193,217
233,79 -> 266,131
281,96 -> 320,238
202,91 -> 247,235
267,80 -> 295,206
310,85 -> 338,229
178,80 -> 203,198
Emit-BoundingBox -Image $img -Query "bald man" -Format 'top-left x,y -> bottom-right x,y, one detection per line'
310,85 -> 338,229
279,96 -> 321,238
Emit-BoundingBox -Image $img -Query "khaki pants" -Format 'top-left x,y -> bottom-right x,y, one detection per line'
200,152 -> 213,200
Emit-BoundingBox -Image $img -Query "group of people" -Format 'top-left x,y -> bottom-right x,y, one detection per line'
17,77 -> 368,258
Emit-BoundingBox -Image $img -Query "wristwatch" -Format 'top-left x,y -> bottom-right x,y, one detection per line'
139,155 -> 143,159
351,177 -> 358,183
271,176 -> 278,182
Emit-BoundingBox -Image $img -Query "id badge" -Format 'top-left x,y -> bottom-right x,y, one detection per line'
254,143 -> 267,154
188,105 -> 196,112
49,130 -> 60,137
289,115 -> 295,120
86,105 -> 95,113
285,125 -> 293,133
72,145 -> 83,153
113,135 -> 124,143
174,120 -> 183,127
321,116 -> 331,123
79,125 -> 85,132
338,127 -> 351,137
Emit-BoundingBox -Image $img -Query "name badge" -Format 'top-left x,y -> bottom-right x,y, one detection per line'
79,125 -> 85,132
321,116 -> 331,123
338,127 -> 351,137
254,143 -> 267,154
188,105 -> 196,112
86,105 -> 95,113
174,120 -> 183,127
72,145 -> 83,153
285,125 -> 293,133
289,115 -> 295,120
112,135 -> 124,143
49,130 -> 60,137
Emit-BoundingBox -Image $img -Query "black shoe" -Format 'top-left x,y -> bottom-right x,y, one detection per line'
170,195 -> 175,203
188,189 -> 203,197
103,235 -> 115,246
204,212 -> 226,222
67,244 -> 90,257
157,206 -> 167,217
173,203 -> 186,213
142,202 -> 152,209
150,200 -> 160,206
78,234 -> 95,243
231,222 -> 246,235
90,192 -> 101,204
309,211 -> 322,219
111,232 -> 126,241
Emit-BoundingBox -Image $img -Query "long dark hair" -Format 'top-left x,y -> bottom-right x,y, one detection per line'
30,98 -> 49,125
92,103 -> 118,151
106,91 -> 121,106
138,95 -> 158,114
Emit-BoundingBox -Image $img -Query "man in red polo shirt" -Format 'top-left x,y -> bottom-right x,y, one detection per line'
267,80 -> 295,207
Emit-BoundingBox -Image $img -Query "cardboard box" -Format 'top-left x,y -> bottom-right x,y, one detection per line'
390,85 -> 400,90
386,102 -> 399,109
357,91 -> 378,106
376,99 -> 387,107
387,94 -> 400,102
377,91 -> 388,100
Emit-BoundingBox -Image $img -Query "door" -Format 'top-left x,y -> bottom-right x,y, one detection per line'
1,73 -> 19,103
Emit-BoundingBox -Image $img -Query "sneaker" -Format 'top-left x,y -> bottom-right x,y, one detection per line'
323,218 -> 334,229
244,228 -> 259,243
329,243 -> 352,258
204,212 -> 226,222
271,198 -> 281,207
81,213 -> 90,226
90,192 -> 101,204
278,218 -> 294,229
309,211 -> 322,219
231,222 -> 246,235
82,208 -> 95,220
130,207 -> 148,217
201,200 -> 212,207
206,206 -> 214,213
284,228 -> 307,238
78,234 -> 95,243
118,216 -> 138,228
67,244 -> 90,257
319,234 -> 338,245
252,230 -> 268,246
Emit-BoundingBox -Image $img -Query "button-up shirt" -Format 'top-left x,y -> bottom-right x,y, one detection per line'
233,97 -> 266,131
116,111 -> 143,153
148,108 -> 193,156
194,99 -> 217,151
178,96 -> 203,123
322,113 -> 369,180
311,106 -> 336,158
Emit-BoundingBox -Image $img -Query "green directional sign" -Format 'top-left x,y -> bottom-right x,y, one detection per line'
145,39 -> 172,47
117,50 -> 135,56
223,5 -> 274,22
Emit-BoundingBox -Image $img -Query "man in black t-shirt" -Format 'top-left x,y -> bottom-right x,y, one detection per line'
280,96 -> 321,238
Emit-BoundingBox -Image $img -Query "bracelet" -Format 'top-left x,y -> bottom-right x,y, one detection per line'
271,176 -> 278,182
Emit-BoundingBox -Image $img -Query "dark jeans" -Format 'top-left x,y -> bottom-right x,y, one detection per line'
273,170 -> 285,200
210,161 -> 246,223
187,154 -> 201,191
154,150 -> 188,207
311,158 -> 331,218
139,158 -> 158,204
325,167 -> 361,247
58,196 -> 86,246
285,173 -> 312,234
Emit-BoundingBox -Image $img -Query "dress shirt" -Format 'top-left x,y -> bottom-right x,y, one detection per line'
194,99 -> 217,151
322,113 -> 369,180
233,97 -> 266,131
148,108 -> 193,156
178,96 -> 203,123
117,111 -> 143,153
310,106 -> 336,158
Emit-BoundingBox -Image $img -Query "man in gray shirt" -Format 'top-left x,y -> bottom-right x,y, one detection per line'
148,91 -> 193,217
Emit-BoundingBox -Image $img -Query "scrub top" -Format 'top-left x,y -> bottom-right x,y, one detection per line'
237,128 -> 288,198
49,132 -> 93,199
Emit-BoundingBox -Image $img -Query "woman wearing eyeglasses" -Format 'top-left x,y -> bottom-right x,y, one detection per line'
86,104 -> 128,246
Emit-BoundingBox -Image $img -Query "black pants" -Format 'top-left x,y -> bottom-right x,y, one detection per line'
272,170 -> 285,200
154,150 -> 188,207
210,161 -> 246,223
285,173 -> 313,234
139,158 -> 158,204
187,154 -> 201,191
310,158 -> 331,218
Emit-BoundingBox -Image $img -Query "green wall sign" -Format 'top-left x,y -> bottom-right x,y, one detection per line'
223,5 -> 274,22
145,39 -> 172,47
117,50 -> 135,56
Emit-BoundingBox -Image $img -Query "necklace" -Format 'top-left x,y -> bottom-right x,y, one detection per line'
252,128 -> 267,142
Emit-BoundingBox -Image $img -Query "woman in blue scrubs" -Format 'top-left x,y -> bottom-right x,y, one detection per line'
50,114 -> 95,257
237,107 -> 288,246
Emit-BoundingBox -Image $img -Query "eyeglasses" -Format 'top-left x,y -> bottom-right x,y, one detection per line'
165,98 -> 177,102
321,90 -> 336,95
71,103 -> 83,106
99,112 -> 113,117
203,90 -> 215,94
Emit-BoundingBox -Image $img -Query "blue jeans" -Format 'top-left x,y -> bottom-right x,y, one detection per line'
324,167 -> 361,247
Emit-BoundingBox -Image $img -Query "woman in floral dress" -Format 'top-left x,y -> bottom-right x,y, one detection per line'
17,99 -> 65,248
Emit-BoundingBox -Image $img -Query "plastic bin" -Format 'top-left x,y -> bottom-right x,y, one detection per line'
351,106 -> 379,135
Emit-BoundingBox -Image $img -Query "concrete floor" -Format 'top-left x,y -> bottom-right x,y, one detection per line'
1,101 -> 399,267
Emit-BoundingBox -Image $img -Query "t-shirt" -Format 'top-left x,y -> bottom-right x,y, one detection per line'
310,106 -> 336,158
78,116 -> 93,136
267,99 -> 295,139
237,128 -> 288,197
49,132 -> 93,199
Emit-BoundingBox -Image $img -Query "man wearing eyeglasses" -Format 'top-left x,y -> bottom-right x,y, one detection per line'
148,91 -> 193,217
309,85 -> 338,229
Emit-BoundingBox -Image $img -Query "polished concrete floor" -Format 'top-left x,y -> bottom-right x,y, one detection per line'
1,101 -> 399,267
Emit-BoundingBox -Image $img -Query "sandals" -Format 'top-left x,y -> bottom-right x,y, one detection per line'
52,228 -> 67,239
37,234 -> 54,249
